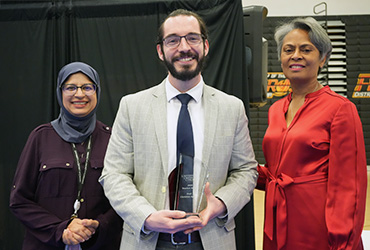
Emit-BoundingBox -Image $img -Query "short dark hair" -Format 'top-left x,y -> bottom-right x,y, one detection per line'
157,9 -> 208,45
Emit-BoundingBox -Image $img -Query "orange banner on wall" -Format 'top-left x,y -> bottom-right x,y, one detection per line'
267,72 -> 291,99
352,73 -> 370,98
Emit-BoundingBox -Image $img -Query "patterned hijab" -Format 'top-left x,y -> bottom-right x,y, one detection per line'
51,62 -> 101,143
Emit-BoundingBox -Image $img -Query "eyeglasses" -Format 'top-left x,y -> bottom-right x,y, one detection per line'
61,84 -> 97,96
162,33 -> 204,48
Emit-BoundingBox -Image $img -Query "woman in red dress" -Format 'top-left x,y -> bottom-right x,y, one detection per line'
258,17 -> 367,250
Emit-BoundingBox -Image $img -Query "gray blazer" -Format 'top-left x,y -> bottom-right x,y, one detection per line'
99,81 -> 258,250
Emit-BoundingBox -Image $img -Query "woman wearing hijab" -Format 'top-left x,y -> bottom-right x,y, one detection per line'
10,62 -> 122,250
258,18 -> 367,250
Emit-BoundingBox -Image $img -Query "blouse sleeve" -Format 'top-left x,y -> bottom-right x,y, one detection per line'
257,107 -> 270,191
9,130 -> 68,247
256,165 -> 268,190
326,101 -> 367,249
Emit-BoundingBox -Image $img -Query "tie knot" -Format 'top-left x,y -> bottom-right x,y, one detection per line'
177,93 -> 192,106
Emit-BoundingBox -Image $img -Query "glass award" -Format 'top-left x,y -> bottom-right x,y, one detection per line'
173,154 -> 209,217
174,153 -> 194,213
196,161 -> 209,214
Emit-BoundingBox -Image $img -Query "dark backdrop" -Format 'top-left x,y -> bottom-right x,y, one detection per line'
0,0 -> 254,249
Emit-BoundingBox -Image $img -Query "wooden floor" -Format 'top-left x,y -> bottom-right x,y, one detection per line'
253,171 -> 370,250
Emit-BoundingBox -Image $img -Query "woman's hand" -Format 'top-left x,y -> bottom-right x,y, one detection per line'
62,218 -> 99,245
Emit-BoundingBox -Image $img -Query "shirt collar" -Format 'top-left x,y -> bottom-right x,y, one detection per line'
165,76 -> 203,103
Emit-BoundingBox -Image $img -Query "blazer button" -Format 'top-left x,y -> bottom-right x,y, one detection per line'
161,186 -> 166,193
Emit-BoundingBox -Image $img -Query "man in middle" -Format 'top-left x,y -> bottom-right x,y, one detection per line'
99,9 -> 258,250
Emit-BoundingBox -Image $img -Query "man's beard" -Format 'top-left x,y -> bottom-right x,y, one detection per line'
163,51 -> 206,81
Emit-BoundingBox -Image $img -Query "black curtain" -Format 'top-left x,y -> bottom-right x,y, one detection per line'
0,1 -> 253,249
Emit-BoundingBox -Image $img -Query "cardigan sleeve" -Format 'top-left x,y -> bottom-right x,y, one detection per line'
325,101 -> 367,250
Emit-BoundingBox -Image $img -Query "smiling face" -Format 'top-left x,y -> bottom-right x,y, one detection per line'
156,14 -> 209,88
280,29 -> 326,84
62,72 -> 97,117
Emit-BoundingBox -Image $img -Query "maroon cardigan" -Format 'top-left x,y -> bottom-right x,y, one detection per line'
10,121 -> 122,250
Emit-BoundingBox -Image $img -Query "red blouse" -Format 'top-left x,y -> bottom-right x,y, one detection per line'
259,86 -> 367,250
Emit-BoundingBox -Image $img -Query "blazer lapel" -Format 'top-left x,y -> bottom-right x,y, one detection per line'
202,85 -> 218,169
196,85 -> 218,210
151,81 -> 169,176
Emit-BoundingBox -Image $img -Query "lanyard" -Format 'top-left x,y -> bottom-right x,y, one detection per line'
70,135 -> 92,219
